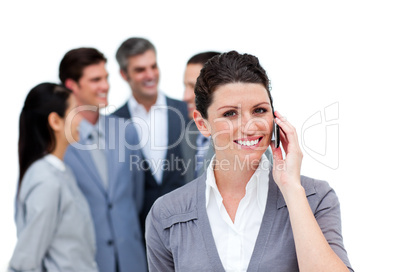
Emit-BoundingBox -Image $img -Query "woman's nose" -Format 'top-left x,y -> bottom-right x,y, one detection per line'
241,115 -> 269,135
241,114 -> 256,134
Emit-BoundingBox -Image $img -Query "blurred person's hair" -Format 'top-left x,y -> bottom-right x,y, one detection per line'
116,37 -> 156,72
59,47 -> 107,84
18,83 -> 72,191
195,50 -> 272,119
187,51 -> 220,66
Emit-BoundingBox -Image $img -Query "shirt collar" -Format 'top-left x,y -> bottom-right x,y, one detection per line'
205,155 -> 220,207
128,92 -> 167,113
44,154 -> 66,172
205,154 -> 270,213
79,114 -> 106,141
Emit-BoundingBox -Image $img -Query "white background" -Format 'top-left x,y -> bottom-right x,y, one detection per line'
1,0 -> 401,271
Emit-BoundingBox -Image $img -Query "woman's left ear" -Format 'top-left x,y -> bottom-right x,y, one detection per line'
193,110 -> 211,137
48,112 -> 63,132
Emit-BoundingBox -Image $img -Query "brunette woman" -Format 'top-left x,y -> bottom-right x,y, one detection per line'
145,51 -> 353,272
9,83 -> 98,272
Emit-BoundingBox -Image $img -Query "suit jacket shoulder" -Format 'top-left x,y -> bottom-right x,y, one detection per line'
150,176 -> 201,228
165,96 -> 188,120
275,175 -> 334,210
113,102 -> 130,119
166,96 -> 187,110
64,114 -> 147,272
146,171 -> 353,272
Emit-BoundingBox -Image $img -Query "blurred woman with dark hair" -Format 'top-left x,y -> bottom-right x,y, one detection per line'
9,83 -> 98,272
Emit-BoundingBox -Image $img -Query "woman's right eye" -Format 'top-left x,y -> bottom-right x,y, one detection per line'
223,110 -> 237,117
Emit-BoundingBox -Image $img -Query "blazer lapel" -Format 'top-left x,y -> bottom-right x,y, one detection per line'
115,102 -> 131,119
105,137 -> 114,197
166,97 -> 183,147
70,146 -> 107,195
103,114 -> 130,198
161,98 -> 185,183
247,168 -> 278,272
196,174 -> 226,272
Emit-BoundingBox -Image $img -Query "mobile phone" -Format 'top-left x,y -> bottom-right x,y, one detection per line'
273,120 -> 280,148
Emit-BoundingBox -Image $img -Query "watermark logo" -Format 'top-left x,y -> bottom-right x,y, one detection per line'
64,102 -> 340,171
300,102 -> 339,169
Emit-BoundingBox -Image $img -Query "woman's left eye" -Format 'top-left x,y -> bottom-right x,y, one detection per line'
223,110 -> 237,117
254,108 -> 267,114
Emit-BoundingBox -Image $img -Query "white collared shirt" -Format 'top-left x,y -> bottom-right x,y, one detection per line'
205,154 -> 270,272
128,93 -> 168,184
44,154 -> 66,172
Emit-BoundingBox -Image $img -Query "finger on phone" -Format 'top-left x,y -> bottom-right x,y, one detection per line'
270,142 -> 283,161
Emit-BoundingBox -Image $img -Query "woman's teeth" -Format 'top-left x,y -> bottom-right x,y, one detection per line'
237,139 -> 259,147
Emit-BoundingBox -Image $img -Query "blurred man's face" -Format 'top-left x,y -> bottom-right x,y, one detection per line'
122,49 -> 160,101
71,61 -> 109,108
183,63 -> 203,119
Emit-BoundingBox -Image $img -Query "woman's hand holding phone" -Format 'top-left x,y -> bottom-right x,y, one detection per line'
270,111 -> 304,198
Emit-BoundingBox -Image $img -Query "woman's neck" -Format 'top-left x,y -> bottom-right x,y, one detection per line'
51,139 -> 68,161
213,156 -> 259,196
213,159 -> 258,223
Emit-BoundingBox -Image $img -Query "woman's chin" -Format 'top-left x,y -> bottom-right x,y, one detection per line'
231,152 -> 264,169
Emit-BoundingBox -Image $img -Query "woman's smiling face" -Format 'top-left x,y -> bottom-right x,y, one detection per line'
204,82 -> 274,164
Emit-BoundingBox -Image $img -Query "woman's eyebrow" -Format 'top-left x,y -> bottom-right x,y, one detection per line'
253,102 -> 271,108
217,105 -> 239,111
217,102 -> 271,111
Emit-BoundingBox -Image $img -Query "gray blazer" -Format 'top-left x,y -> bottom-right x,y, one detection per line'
65,114 -> 146,272
145,169 -> 353,272
9,157 -> 97,272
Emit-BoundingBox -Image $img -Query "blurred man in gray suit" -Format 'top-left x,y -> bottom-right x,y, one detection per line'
61,48 -> 146,272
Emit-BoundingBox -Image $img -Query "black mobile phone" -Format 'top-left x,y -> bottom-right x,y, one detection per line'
274,120 -> 280,148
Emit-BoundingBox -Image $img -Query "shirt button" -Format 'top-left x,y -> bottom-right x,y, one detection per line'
107,240 -> 114,246
108,203 -> 113,209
